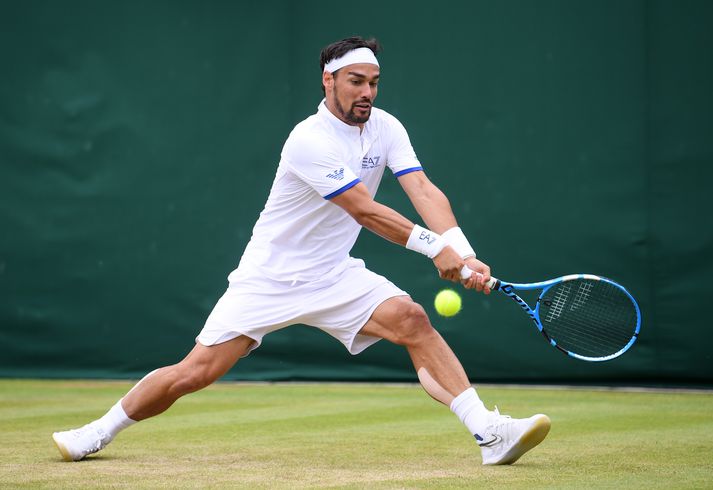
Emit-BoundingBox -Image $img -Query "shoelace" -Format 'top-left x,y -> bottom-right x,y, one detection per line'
74,425 -> 109,455
486,406 -> 514,433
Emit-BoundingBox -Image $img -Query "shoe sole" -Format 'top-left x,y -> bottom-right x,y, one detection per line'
52,433 -> 76,462
488,414 -> 551,465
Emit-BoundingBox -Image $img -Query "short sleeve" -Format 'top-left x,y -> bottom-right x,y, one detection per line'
281,131 -> 361,199
384,114 -> 423,177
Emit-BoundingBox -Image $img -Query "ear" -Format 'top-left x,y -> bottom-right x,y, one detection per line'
322,71 -> 334,92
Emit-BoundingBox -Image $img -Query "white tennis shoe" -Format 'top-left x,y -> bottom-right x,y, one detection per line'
477,408 -> 551,465
52,424 -> 111,461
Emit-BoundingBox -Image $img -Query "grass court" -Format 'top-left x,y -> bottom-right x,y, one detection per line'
1,379 -> 711,489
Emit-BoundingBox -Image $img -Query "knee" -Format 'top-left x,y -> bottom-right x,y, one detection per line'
390,302 -> 435,346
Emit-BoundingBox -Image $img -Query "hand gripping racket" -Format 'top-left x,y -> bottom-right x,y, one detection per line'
461,267 -> 641,362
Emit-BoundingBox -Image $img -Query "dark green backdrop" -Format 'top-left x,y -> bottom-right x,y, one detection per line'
1,0 -> 711,384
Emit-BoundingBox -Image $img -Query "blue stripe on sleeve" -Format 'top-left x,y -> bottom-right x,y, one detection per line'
323,178 -> 361,199
393,166 -> 423,177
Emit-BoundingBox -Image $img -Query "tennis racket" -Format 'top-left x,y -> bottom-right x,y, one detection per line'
460,267 -> 641,362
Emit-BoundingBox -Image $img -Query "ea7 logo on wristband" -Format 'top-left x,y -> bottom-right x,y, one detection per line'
406,225 -> 445,258
419,230 -> 437,244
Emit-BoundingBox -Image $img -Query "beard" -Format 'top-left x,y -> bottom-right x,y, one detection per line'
332,88 -> 371,124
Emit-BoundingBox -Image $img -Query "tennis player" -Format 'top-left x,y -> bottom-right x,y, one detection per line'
53,36 -> 550,465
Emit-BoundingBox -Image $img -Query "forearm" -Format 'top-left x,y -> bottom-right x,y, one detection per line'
399,173 -> 477,261
330,182 -> 419,245
410,182 -> 458,233
352,200 -> 415,246
330,181 -> 454,260
397,170 -> 460,233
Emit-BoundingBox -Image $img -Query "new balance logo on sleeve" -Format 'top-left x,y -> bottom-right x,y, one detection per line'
326,168 -> 345,180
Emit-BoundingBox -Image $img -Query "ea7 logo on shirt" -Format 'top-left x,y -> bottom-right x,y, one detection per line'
326,168 -> 345,180
361,156 -> 381,169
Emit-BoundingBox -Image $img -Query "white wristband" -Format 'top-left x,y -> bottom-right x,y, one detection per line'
406,225 -> 447,259
442,227 -> 476,259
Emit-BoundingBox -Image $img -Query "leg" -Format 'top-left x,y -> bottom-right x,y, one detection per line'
123,335 -> 255,420
359,296 -> 469,404
53,335 -> 254,461
359,296 -> 550,465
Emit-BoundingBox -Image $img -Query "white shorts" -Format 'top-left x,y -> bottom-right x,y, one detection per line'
196,257 -> 408,357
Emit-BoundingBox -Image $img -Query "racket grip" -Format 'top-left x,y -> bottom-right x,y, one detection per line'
459,266 -> 501,290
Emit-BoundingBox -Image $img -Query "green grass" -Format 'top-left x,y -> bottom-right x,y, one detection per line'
1,380 -> 712,489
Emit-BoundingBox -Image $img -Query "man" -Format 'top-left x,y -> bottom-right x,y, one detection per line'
53,36 -> 550,466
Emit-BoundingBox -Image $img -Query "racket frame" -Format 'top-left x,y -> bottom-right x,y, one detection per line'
493,274 -> 641,362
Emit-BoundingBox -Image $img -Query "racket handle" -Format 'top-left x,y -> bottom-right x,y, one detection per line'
459,266 -> 501,290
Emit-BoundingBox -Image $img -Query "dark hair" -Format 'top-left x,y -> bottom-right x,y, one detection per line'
320,36 -> 381,72
320,36 -> 381,93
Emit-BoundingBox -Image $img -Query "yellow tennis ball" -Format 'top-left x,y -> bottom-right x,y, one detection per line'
434,289 -> 462,317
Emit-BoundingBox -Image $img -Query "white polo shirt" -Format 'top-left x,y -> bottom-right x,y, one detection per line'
232,100 -> 422,283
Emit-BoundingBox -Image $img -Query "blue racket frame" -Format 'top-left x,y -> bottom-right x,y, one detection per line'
494,274 -> 642,362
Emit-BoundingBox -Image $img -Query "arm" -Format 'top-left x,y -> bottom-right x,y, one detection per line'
330,182 -> 466,280
397,170 -> 457,234
330,182 -> 413,246
397,171 -> 492,292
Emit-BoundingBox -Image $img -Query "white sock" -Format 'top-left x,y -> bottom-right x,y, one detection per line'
93,399 -> 136,441
450,387 -> 491,439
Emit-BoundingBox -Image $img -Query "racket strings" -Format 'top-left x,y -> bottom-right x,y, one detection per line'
538,279 -> 638,358
544,288 -> 635,355
547,300 -> 634,354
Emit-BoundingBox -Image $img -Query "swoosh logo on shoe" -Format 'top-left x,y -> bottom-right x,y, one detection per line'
477,434 -> 502,447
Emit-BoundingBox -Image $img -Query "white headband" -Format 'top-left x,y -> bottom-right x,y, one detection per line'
323,47 -> 379,73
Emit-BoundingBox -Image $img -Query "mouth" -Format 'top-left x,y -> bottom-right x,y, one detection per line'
353,102 -> 371,111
